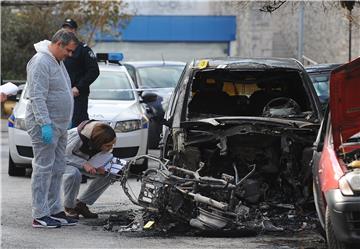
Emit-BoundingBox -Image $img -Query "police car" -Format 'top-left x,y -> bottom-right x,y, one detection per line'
8,53 -> 152,176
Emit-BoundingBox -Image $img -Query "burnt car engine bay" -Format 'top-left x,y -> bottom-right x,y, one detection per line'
120,123 -> 318,234
115,65 -> 322,236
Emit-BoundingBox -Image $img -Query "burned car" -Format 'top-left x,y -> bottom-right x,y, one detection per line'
122,58 -> 323,233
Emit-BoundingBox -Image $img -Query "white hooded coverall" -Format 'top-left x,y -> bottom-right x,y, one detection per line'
62,121 -> 113,209
25,40 -> 73,219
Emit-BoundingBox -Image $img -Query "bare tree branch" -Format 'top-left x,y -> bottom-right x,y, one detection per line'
1,1 -> 61,7
259,1 -> 287,13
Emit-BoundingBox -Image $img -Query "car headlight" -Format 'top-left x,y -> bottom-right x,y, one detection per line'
114,120 -> 141,133
14,117 -> 26,131
339,170 -> 360,195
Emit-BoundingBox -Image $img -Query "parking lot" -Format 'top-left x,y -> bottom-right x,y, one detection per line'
1,1 -> 360,248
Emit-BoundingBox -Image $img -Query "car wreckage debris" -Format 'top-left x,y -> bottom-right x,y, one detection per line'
112,155 -> 321,235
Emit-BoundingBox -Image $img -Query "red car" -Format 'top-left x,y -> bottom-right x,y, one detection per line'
312,57 -> 360,249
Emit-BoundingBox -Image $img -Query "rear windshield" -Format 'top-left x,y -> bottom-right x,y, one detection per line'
137,66 -> 184,89
89,71 -> 135,100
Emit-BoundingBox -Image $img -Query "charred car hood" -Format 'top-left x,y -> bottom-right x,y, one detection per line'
182,116 -> 317,129
330,57 -> 360,149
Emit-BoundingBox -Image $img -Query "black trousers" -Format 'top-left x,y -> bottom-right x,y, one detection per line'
72,95 -> 89,128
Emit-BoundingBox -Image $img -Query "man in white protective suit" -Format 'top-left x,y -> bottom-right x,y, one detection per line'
25,29 -> 79,228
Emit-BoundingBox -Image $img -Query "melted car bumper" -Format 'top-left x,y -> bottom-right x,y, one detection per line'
325,189 -> 360,243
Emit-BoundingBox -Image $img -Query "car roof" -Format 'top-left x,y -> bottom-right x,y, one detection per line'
305,63 -> 342,73
190,57 -> 305,70
123,61 -> 186,68
98,62 -> 129,72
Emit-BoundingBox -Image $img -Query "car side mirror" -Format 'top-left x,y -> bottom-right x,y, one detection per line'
141,92 -> 158,103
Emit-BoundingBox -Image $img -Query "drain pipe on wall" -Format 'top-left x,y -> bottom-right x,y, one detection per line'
298,1 -> 305,64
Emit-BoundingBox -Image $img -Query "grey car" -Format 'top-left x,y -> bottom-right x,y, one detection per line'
123,61 -> 185,149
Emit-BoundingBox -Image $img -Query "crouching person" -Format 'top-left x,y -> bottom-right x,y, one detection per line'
63,120 -> 116,219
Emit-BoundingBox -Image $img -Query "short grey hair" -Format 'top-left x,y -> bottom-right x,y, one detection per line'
51,29 -> 79,46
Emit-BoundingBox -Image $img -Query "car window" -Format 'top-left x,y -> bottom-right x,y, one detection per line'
308,73 -> 330,103
124,65 -> 137,84
187,69 -> 313,119
137,66 -> 184,89
89,71 -> 135,100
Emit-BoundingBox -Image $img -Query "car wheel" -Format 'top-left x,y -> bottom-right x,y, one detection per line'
8,153 -> 26,177
325,207 -> 356,249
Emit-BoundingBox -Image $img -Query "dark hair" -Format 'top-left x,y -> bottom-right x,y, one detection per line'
90,123 -> 116,148
51,29 -> 79,46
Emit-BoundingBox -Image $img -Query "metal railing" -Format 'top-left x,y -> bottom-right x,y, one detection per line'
302,55 -> 318,66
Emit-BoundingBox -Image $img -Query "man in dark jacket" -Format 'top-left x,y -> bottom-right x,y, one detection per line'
62,18 -> 100,127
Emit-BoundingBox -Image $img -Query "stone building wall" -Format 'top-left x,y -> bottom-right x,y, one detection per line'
271,1 -> 360,63
209,1 -> 360,63
301,2 -> 360,63
124,0 -> 360,63
209,1 -> 274,57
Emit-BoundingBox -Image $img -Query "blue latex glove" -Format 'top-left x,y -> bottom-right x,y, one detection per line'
41,124 -> 53,144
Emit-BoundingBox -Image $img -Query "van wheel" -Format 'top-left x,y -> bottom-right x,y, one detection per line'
325,207 -> 356,249
8,153 -> 26,177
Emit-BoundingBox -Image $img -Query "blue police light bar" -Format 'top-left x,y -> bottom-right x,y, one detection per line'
108,53 -> 124,61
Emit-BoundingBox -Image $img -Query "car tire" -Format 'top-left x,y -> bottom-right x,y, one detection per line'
325,207 -> 356,249
8,153 -> 26,177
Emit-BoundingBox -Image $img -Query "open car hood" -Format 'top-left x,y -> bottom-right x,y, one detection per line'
330,57 -> 360,149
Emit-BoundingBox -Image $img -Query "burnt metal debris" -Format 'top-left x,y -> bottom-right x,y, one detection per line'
118,153 -> 320,235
